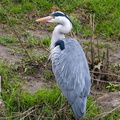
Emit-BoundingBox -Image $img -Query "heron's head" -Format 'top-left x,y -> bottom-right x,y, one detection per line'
36,11 -> 72,25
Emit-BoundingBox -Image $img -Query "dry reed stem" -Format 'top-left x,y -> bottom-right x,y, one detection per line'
90,71 -> 120,78
93,104 -> 120,119
0,105 -> 39,119
92,78 -> 120,84
90,14 -> 95,67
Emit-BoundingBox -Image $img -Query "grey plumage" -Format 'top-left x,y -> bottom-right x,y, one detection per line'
51,38 -> 91,118
36,11 -> 91,119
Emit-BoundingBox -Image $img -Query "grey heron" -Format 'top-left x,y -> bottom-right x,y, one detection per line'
36,11 -> 91,119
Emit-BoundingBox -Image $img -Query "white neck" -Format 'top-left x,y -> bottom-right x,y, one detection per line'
50,18 -> 72,49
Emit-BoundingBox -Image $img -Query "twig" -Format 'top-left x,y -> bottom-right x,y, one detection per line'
90,71 -> 120,78
54,93 -> 62,105
90,14 -> 95,67
52,114 -> 57,120
86,100 -> 97,112
92,78 -> 120,84
96,37 -> 100,61
106,45 -> 110,71
93,104 -> 120,119
41,42 -> 50,53
20,108 -> 37,120
37,115 -> 42,120
0,106 -> 35,119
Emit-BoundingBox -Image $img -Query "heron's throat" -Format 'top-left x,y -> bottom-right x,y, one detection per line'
50,22 -> 72,49
51,29 -> 65,49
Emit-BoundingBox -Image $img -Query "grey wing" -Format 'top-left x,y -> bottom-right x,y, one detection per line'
51,38 -> 91,118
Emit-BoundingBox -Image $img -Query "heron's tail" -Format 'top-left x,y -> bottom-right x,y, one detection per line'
71,97 -> 87,119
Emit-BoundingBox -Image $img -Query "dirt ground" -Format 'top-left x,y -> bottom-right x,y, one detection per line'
0,27 -> 120,112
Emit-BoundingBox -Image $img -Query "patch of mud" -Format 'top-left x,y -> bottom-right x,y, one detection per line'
22,75 -> 48,93
0,27 -> 120,112
97,92 -> 120,111
28,29 -> 120,65
33,48 -> 49,55
109,45 -> 120,63
26,29 -> 51,38
0,45 -> 21,65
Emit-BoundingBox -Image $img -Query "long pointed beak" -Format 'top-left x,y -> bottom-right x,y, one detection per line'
36,16 -> 52,22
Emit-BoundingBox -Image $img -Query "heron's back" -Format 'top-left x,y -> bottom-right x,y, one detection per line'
51,38 -> 91,119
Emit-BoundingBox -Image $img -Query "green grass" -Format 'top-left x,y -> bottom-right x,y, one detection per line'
0,0 -> 120,40
0,35 -> 17,46
0,60 -> 96,119
41,37 -> 50,47
1,60 -> 120,119
0,0 -> 120,119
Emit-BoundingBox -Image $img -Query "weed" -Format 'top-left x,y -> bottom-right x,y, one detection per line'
0,36 -> 17,46
0,5 -> 7,22
0,0 -> 120,119
1,0 -> 120,39
83,25 -> 91,37
86,96 -> 99,119
43,69 -> 54,80
102,109 -> 120,120
84,0 -> 120,40
0,61 -> 21,116
106,83 -> 120,92
9,17 -> 19,24
41,37 -> 50,47
1,59 -> 120,119
71,17 -> 82,33
26,36 -> 41,47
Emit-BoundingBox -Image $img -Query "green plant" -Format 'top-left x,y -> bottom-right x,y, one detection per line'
26,36 -> 41,47
9,17 -> 19,24
0,61 -> 21,116
85,96 -> 99,119
0,0 -> 120,119
83,25 -> 91,37
71,17 -> 82,33
0,5 -> 7,22
106,83 -> 120,92
1,59 -> 120,119
43,69 -> 54,80
1,0 -> 120,39
0,36 -> 17,45
41,37 -> 50,47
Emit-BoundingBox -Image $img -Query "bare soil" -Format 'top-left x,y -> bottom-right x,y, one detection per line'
0,45 -> 21,64
22,75 -> 47,93
0,28 -> 120,111
97,92 -> 120,111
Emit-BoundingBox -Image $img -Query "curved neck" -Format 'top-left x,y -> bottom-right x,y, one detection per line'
50,19 -> 72,49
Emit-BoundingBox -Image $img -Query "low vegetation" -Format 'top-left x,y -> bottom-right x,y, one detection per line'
1,0 -> 120,40
0,0 -> 120,119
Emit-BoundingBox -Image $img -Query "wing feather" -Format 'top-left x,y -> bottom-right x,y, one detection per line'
51,38 -> 91,105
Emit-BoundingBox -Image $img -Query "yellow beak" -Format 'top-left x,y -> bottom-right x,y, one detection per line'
36,16 -> 52,22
